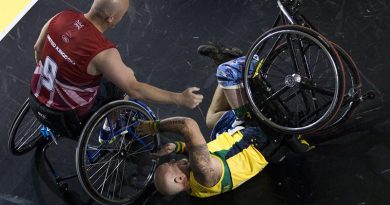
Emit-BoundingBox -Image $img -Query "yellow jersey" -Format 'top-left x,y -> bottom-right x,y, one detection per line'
188,130 -> 268,198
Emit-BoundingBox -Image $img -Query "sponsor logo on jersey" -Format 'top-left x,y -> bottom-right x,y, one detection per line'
61,34 -> 70,43
47,34 -> 76,65
73,20 -> 84,30
62,31 -> 72,43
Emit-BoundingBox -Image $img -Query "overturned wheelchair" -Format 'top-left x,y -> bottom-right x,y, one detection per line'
8,0 -> 373,204
243,0 -> 374,136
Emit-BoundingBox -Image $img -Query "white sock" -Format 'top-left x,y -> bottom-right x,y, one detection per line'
231,119 -> 244,128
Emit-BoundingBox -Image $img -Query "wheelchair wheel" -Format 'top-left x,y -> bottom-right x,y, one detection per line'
76,100 -> 159,205
244,25 -> 345,134
8,98 -> 45,155
312,43 -> 362,135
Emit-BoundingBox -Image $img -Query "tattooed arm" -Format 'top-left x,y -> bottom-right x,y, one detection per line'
159,117 -> 222,187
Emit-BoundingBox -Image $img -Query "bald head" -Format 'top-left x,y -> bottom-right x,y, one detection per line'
88,0 -> 130,29
154,161 -> 191,196
154,165 -> 181,196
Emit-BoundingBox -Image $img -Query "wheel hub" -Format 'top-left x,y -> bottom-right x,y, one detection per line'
119,150 -> 127,158
284,74 -> 301,87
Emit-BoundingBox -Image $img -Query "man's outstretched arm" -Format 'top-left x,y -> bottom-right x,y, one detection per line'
91,48 -> 203,109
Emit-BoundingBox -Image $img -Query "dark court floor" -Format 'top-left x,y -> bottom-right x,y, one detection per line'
1,0 -> 390,204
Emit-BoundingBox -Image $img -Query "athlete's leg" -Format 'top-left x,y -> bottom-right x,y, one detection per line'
221,86 -> 248,110
206,86 -> 231,129
216,56 -> 259,125
198,42 -> 244,128
88,79 -> 126,143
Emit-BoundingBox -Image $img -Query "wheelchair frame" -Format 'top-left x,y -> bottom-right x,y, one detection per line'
8,97 -> 160,204
243,0 -> 372,135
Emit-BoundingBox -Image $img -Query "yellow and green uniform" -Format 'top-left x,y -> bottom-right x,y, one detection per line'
188,130 -> 268,198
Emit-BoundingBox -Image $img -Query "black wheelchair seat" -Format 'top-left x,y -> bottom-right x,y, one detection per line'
29,93 -> 82,140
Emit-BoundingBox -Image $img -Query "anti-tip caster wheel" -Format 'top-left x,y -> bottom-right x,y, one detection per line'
58,182 -> 69,192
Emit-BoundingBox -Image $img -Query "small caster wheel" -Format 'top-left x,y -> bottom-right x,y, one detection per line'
366,90 -> 375,100
59,182 -> 69,192
361,90 -> 375,101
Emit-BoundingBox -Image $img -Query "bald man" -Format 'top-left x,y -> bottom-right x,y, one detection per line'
136,55 -> 273,197
30,0 -> 203,138
136,48 -> 313,198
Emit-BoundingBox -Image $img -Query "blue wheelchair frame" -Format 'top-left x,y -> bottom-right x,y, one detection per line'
38,98 -> 158,190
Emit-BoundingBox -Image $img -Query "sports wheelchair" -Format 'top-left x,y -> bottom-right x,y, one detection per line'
8,0 -> 373,204
243,0 -> 373,135
9,98 -> 160,205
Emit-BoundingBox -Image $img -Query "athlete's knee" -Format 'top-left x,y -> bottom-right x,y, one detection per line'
216,55 -> 262,89
205,114 -> 216,130
216,63 -> 242,89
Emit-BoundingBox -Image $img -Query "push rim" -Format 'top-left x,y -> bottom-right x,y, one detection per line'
244,25 -> 345,134
76,100 -> 159,205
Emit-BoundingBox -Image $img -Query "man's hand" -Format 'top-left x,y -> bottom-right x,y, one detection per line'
135,120 -> 157,136
180,87 -> 204,109
152,143 -> 176,157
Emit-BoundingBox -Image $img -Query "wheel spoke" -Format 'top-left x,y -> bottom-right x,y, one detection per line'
259,85 -> 289,107
17,120 -> 41,149
286,34 -> 300,73
85,159 -> 121,170
78,102 -> 159,204
97,159 -> 124,194
89,152 -> 121,180
126,147 -> 154,158
301,83 -> 334,96
267,60 -> 289,76
118,157 -> 126,200
299,100 -> 332,124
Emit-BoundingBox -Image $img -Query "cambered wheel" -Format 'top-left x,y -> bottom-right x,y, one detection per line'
76,100 -> 159,205
243,25 -> 346,134
8,98 -> 45,155
311,42 -> 362,135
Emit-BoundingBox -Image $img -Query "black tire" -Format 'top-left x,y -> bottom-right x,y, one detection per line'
311,43 -> 361,135
243,25 -> 345,134
76,100 -> 159,205
8,98 -> 45,155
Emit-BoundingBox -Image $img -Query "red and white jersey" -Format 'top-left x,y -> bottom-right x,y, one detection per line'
31,10 -> 115,117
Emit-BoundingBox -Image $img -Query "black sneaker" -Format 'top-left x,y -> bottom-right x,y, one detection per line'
261,134 -> 287,164
197,42 -> 243,65
286,134 -> 315,153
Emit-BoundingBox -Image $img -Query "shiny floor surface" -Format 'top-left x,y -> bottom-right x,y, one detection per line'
0,0 -> 389,204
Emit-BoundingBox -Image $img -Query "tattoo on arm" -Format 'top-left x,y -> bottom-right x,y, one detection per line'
159,117 -> 221,186
159,118 -> 189,136
189,144 -> 220,186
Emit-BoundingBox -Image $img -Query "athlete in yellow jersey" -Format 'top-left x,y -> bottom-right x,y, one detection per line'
136,43 -> 312,198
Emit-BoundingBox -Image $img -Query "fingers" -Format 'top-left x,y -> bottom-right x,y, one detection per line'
135,120 -> 156,135
181,87 -> 205,108
184,87 -> 203,108
192,100 -> 203,108
192,90 -> 203,99
134,121 -> 146,134
151,152 -> 165,157
151,143 -> 175,157
191,93 -> 203,104
188,87 -> 200,93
